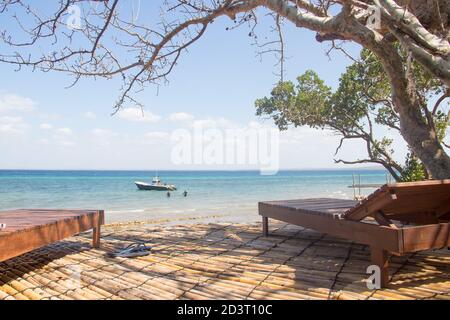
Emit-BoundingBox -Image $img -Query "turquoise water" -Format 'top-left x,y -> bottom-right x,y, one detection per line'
0,170 -> 389,223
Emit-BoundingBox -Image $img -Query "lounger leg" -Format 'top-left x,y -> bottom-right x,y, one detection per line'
92,210 -> 104,248
262,216 -> 269,237
92,211 -> 101,248
370,248 -> 389,288
93,225 -> 101,248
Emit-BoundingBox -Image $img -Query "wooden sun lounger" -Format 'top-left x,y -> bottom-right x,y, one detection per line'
0,209 -> 104,263
259,180 -> 450,287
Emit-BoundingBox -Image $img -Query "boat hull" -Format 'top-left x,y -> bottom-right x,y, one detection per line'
135,182 -> 177,191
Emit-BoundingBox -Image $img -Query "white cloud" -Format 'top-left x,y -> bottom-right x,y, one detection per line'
191,117 -> 238,130
40,123 -> 53,130
0,116 -> 28,134
117,108 -> 161,123
247,121 -> 263,129
169,112 -> 194,122
91,128 -> 118,146
57,127 -> 73,135
84,111 -> 97,119
139,131 -> 170,145
55,140 -> 76,147
145,131 -> 170,139
39,113 -> 62,121
0,94 -> 36,113
48,127 -> 76,146
92,128 -> 118,138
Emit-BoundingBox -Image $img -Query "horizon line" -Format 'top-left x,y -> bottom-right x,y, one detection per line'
0,167 -> 386,172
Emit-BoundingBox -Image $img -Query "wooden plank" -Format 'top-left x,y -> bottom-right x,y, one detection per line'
262,216 -> 268,237
388,212 -> 439,225
344,190 -> 397,221
385,179 -> 450,188
1,221 -> 450,300
0,210 -> 100,234
401,223 -> 450,252
374,211 -> 398,228
0,210 -> 104,262
343,180 -> 450,221
370,248 -> 390,288
269,198 -> 356,208
436,199 -> 450,217
382,192 -> 450,216
262,198 -> 356,218
92,210 -> 104,248
93,226 -> 101,248
259,202 -> 402,253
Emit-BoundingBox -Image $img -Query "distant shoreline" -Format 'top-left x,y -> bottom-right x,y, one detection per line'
0,167 -> 386,172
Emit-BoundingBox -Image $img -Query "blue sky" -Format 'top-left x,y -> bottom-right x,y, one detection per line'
0,2 -> 407,170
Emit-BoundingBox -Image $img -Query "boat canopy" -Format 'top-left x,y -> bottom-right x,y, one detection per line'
152,177 -> 161,184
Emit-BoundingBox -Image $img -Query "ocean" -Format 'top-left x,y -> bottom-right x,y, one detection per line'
0,170 -> 390,224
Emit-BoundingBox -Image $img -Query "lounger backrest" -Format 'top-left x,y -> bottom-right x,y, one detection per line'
343,180 -> 450,221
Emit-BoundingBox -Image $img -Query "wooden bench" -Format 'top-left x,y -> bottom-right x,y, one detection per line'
0,209 -> 104,262
259,180 -> 450,287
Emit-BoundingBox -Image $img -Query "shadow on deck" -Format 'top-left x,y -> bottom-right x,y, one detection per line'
0,222 -> 449,300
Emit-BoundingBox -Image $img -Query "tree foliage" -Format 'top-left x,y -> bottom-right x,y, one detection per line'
256,49 -> 449,181
0,0 -> 449,177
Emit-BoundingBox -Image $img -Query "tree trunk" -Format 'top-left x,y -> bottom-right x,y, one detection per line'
371,42 -> 450,179
382,163 -> 403,182
395,99 -> 450,179
267,4 -> 450,179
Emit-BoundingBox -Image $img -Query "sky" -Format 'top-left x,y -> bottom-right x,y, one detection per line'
0,1 -> 408,171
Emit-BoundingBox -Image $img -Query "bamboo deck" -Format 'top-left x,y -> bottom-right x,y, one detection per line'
0,221 -> 449,300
